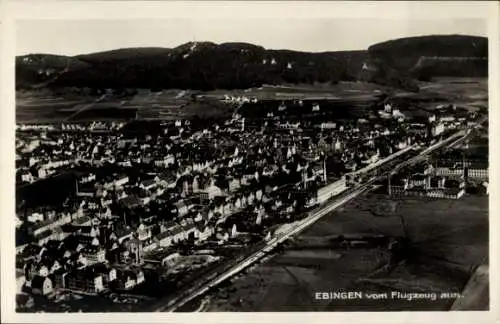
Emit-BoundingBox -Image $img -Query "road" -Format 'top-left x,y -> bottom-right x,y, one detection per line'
64,94 -> 108,121
155,124 -> 478,312
157,185 -> 374,312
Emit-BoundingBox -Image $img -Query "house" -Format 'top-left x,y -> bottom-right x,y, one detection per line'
431,122 -> 445,137
23,261 -> 37,281
27,212 -> 44,223
117,268 -> 144,290
79,226 -> 100,238
345,160 -> 357,172
37,262 -> 51,277
181,223 -> 198,241
427,188 -> 465,200
155,172 -> 177,189
50,227 -> 69,241
30,275 -> 53,296
20,170 -> 35,183
81,246 -> 106,264
79,173 -> 96,184
116,247 -> 131,264
90,263 -> 117,288
72,216 -> 92,227
100,196 -> 113,207
466,164 -> 488,179
140,196 -> 151,205
37,230 -> 54,247
429,176 -> 446,189
174,201 -> 189,217
74,233 -> 100,247
137,224 -> 152,241
125,237 -> 144,265
155,231 -> 173,247
65,267 -> 105,294
120,196 -> 141,209
169,226 -> 186,244
114,227 -> 135,243
114,175 -> 130,188
47,259 -> 62,274
66,251 -> 88,268
444,178 -> 465,189
320,122 -> 337,130
392,109 -> 405,121
440,115 -> 456,123
179,217 -> 194,227
361,149 -> 380,165
140,179 -> 157,192
409,174 -> 427,188
387,176 -> 408,195
195,191 -> 208,205
196,224 -> 214,241
160,221 -> 178,233
435,167 -> 463,177
240,195 -> 248,208
222,200 -> 234,216
192,176 -> 201,192
215,229 -> 230,242
142,237 -> 157,252
143,249 -> 180,268
253,204 -> 266,218
52,269 -> 68,289
154,155 -> 175,167
246,192 -> 256,206
132,268 -> 145,285
204,180 -> 224,200
32,219 -> 56,237
228,177 -> 241,192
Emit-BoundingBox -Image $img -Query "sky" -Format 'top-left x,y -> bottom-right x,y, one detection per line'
16,18 -> 487,56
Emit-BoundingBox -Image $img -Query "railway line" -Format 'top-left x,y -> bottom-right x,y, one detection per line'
153,123 -> 478,312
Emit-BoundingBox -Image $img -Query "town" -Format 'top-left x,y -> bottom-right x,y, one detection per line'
14,97 -> 488,312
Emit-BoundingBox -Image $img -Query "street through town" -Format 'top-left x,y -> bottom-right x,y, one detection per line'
153,125 -> 475,312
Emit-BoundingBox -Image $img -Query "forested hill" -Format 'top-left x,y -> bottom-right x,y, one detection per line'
16,35 -> 488,92
368,35 -> 488,80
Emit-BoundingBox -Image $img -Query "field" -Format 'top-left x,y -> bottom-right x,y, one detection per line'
202,193 -> 489,311
401,77 -> 488,112
202,82 -> 391,101
16,88 -> 231,122
16,77 -> 487,123
16,91 -> 88,122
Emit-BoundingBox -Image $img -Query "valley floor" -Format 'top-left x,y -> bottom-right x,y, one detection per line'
199,194 -> 488,312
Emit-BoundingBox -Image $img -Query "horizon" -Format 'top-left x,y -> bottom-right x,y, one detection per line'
16,33 -> 488,58
16,18 -> 487,56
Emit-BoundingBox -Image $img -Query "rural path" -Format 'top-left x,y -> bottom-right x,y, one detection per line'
64,94 -> 108,121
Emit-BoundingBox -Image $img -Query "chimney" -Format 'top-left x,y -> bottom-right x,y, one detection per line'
302,169 -> 307,189
323,158 -> 327,183
388,174 -> 392,196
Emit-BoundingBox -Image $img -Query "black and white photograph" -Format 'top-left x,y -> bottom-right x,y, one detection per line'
1,1 -> 498,322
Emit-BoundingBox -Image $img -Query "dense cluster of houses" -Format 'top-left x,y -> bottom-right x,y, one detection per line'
15,99 -> 480,302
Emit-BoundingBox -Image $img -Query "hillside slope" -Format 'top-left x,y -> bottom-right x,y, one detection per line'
368,35 -> 488,80
60,43 -> 369,90
15,54 -> 91,88
15,35 -> 488,92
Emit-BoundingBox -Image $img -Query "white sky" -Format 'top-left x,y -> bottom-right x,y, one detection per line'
16,18 -> 487,56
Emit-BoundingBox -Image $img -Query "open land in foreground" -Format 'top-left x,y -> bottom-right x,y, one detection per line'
199,193 -> 488,311
16,78 -> 487,124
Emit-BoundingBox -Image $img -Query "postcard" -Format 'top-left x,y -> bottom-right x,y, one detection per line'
1,1 -> 498,323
